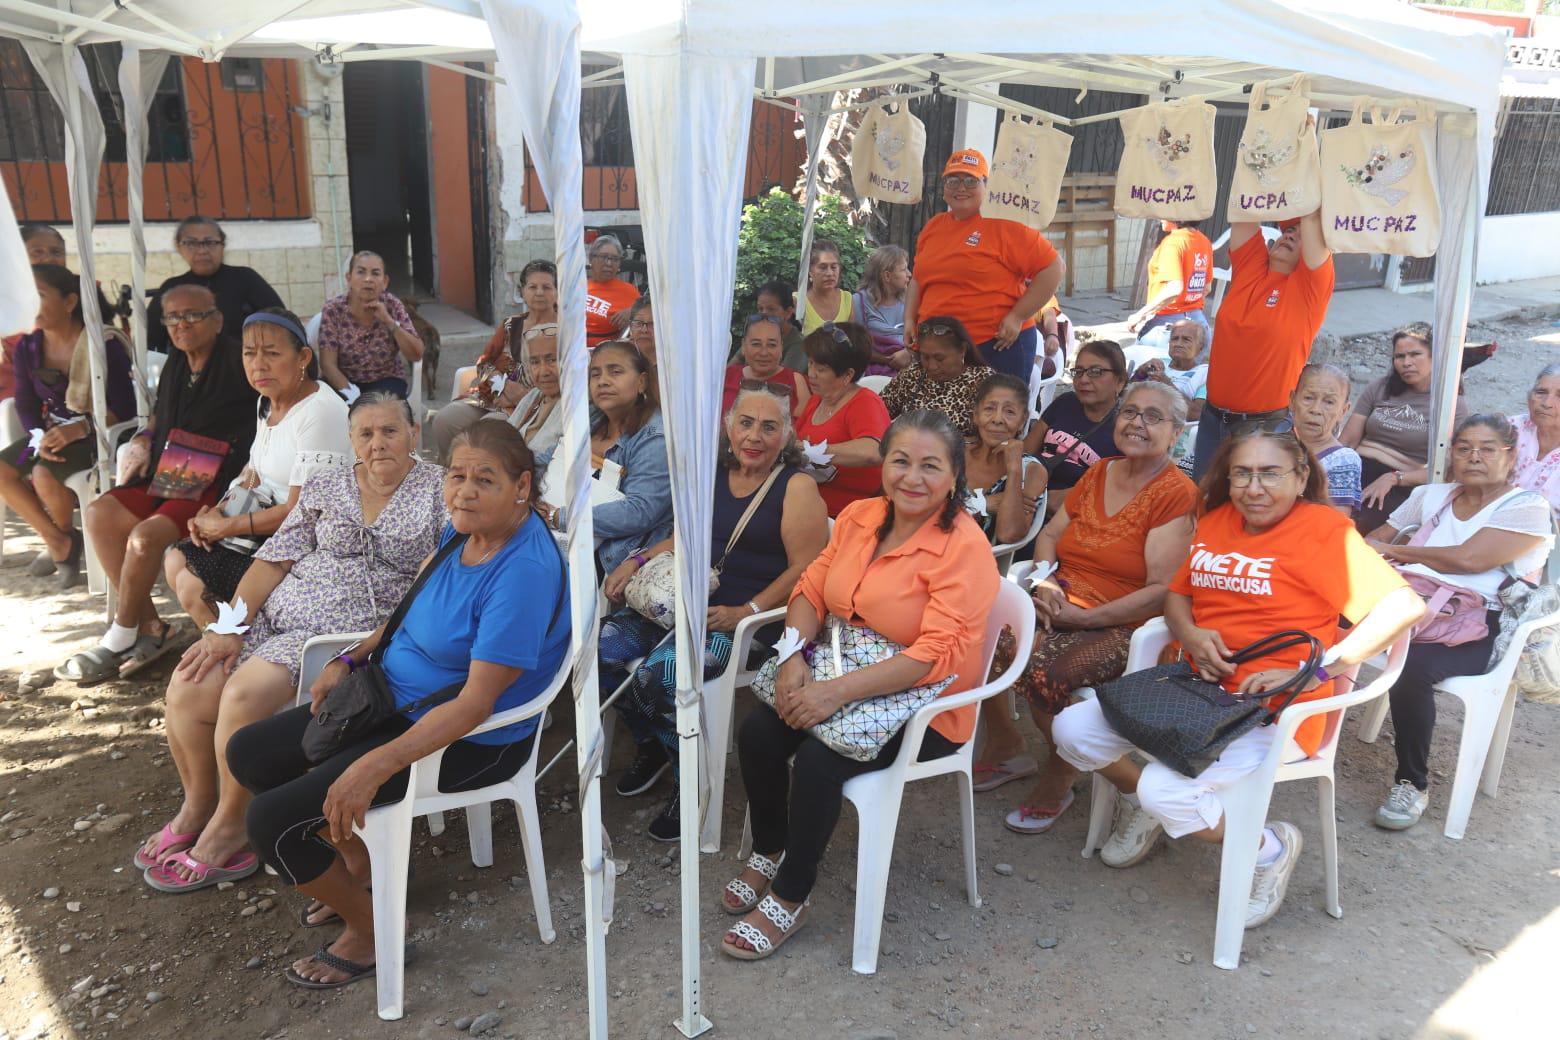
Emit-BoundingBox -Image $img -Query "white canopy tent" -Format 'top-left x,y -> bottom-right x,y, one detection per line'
0,1 -> 1507,1037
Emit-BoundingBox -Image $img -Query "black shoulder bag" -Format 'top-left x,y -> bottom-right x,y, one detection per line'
1093,630 -> 1323,777
1038,402 -> 1119,476
299,530 -> 567,765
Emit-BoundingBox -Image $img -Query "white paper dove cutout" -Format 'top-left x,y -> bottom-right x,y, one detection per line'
772,626 -> 807,664
490,372 -> 508,394
25,427 -> 44,458
1320,645 -> 1341,669
966,488 -> 988,516
207,597 -> 251,635
800,439 -> 834,467
341,383 -> 362,405
1026,560 -> 1059,588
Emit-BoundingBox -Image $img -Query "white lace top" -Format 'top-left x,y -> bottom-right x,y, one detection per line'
1388,482 -> 1555,607
231,382 -> 352,503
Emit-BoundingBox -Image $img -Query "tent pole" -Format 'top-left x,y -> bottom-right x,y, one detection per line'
795,95 -> 832,316
118,42 -> 159,420
3,0 -> 203,56
1429,149 -> 1479,481
54,41 -> 112,488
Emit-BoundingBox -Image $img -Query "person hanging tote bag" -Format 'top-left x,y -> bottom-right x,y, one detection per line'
983,112 -> 1073,229
1226,77 -> 1323,223
1320,98 -> 1441,257
1114,98 -> 1217,222
851,101 -> 927,205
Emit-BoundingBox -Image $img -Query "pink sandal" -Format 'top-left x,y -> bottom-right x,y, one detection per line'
973,755 -> 1039,793
142,850 -> 260,893
1003,789 -> 1077,835
132,823 -> 199,871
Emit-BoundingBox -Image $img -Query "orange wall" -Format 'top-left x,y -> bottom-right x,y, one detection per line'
426,67 -> 476,312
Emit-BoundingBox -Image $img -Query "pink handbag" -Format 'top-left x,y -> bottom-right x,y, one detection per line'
1397,490 -> 1489,646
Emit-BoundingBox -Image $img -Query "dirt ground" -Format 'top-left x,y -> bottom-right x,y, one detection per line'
2,320 -> 1559,1040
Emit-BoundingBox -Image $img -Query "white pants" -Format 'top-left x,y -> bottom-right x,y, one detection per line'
1052,698 -> 1277,839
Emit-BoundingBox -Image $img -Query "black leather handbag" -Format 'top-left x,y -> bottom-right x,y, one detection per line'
301,534 -> 470,764
1094,630 -> 1324,777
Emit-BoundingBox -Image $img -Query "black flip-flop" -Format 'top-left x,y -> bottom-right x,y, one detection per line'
283,946 -> 375,990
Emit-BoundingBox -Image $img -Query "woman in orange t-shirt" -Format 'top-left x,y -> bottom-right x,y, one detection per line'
905,148 -> 1065,384
1051,427 -> 1422,929
720,410 -> 999,961
976,382 -> 1197,835
584,235 -> 640,347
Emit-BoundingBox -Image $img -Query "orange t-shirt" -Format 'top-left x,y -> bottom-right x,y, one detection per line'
585,278 -> 640,346
1147,227 -> 1213,315
1055,459 -> 1198,610
1208,234 -> 1335,413
1169,501 -> 1408,755
791,496 -> 1001,744
913,213 -> 1060,344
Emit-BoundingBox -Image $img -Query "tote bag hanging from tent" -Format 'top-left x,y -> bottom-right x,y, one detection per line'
1226,77 -> 1322,223
1320,98 -> 1441,257
1114,99 -> 1217,221
983,112 -> 1073,229
851,101 -> 927,205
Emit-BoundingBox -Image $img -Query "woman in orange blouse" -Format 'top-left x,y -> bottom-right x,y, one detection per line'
977,383 -> 1198,835
721,409 -> 999,961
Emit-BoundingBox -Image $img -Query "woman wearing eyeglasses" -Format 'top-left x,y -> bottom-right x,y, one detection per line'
55,283 -> 258,686
1363,413 -> 1553,831
1029,340 -> 1127,516
585,235 -> 641,348
905,149 -> 1065,385
146,215 -> 283,354
793,322 -> 892,517
625,297 -> 662,407
722,313 -> 810,417
976,382 -> 1196,830
879,316 -> 992,437
1051,425 -> 1422,928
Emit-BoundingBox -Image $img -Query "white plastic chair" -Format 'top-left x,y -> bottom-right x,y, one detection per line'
296,632 -> 565,1020
68,419 -> 141,622
858,374 -> 892,395
1079,618 -> 1410,970
990,491 -> 1048,576
1030,367 -> 1062,419
701,603 -> 788,852
1354,597 -> 1560,840
738,581 -> 1035,974
0,397 -> 21,560
144,351 -> 166,394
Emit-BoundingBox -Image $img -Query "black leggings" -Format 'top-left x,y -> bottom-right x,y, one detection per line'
738,700 -> 958,903
1355,457 -> 1414,535
228,705 -> 536,886
1387,615 -> 1499,790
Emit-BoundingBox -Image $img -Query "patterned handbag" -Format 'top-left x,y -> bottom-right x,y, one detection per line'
750,616 -> 955,762
1094,630 -> 1322,777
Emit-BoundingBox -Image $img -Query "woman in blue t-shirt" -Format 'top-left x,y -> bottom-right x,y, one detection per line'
227,420 -> 570,991
1027,339 -> 1125,517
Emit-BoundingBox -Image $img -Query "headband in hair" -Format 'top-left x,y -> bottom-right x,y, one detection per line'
244,311 -> 308,345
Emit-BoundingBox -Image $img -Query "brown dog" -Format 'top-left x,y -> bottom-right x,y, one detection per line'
401,299 -> 442,399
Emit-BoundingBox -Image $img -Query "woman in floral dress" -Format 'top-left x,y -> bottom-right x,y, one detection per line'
135,394 -> 447,893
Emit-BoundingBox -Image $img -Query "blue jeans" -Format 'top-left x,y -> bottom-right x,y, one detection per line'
1192,402 -> 1288,482
976,325 -> 1038,383
1137,308 -> 1211,352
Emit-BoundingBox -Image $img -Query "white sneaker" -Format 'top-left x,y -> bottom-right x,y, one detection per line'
1373,780 -> 1428,831
1100,795 -> 1164,868
1246,821 -> 1302,929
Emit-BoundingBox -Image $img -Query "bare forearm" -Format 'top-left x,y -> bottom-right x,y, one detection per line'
392,326 -> 424,362
830,653 -> 934,705
233,559 -> 291,617
751,563 -> 809,613
1079,583 -> 1169,628
358,696 -> 489,777
784,596 -> 823,642
1331,587 -> 1424,667
828,437 -> 884,467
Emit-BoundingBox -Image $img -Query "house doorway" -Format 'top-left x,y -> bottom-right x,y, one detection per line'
342,61 -> 433,298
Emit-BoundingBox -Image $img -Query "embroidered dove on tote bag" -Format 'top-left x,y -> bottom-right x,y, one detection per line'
1320,98 -> 1441,257
1114,98 -> 1217,221
983,112 -> 1073,229
851,101 -> 927,205
1227,77 -> 1323,222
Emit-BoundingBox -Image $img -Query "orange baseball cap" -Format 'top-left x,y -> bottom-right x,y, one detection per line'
942,149 -> 989,179
1276,217 -> 1303,230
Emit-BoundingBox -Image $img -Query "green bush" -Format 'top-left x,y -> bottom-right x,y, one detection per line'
731,188 -> 869,338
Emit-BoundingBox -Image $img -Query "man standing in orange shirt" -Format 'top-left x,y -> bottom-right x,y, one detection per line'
1194,210 -> 1334,480
1128,219 -> 1214,350
906,149 -> 1065,385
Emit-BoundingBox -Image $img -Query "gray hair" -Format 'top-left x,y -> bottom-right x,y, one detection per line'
719,386 -> 804,470
1453,412 -> 1518,450
1532,363 -> 1560,391
348,390 -> 416,429
589,234 -> 624,259
1169,318 -> 1209,363
1124,380 -> 1188,434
